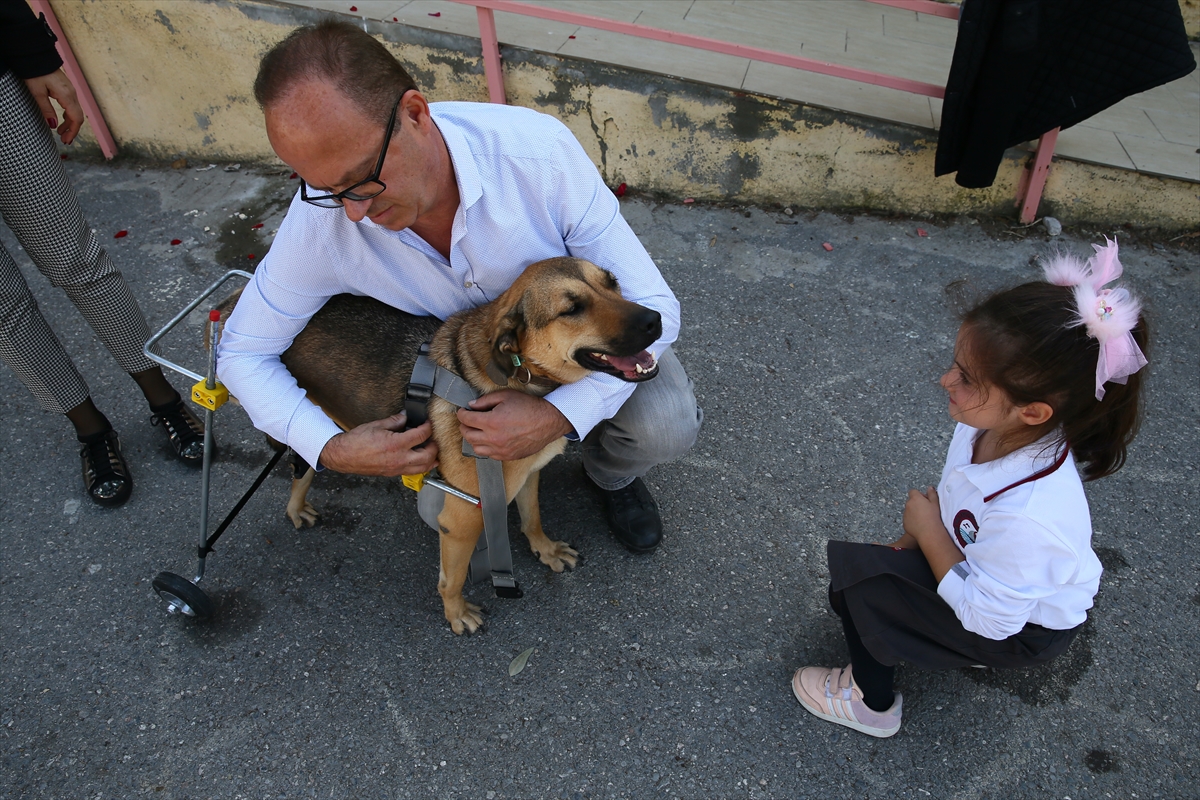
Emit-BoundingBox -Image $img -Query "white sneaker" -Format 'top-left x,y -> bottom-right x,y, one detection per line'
791,664 -> 902,738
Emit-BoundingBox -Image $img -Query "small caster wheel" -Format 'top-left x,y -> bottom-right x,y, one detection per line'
152,571 -> 215,618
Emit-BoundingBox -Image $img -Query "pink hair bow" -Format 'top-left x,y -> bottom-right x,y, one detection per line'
1042,237 -> 1147,400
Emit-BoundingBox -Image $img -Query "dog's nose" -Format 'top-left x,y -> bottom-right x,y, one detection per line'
633,307 -> 662,340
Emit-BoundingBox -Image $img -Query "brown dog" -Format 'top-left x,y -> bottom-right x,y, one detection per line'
221,257 -> 662,633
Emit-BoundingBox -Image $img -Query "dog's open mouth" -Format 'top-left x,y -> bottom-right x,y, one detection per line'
577,349 -> 659,382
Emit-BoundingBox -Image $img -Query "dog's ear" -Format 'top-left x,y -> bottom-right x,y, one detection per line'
487,301 -> 526,385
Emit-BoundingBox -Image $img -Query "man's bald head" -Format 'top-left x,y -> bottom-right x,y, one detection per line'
254,19 -> 418,127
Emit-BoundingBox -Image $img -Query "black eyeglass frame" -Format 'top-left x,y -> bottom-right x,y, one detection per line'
299,90 -> 405,208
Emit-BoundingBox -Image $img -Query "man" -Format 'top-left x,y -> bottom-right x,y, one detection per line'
218,20 -> 702,552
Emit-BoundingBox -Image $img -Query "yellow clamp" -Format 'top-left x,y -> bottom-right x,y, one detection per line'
401,472 -> 428,492
191,379 -> 229,412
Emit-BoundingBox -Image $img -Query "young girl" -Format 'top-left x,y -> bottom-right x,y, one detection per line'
792,237 -> 1149,738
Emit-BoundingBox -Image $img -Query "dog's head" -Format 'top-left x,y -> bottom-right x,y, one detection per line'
487,257 -> 662,387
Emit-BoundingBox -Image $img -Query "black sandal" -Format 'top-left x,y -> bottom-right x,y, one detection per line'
150,394 -> 205,466
79,429 -> 133,507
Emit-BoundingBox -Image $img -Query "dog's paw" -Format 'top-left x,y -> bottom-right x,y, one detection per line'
533,540 -> 578,573
286,501 -> 319,529
446,600 -> 484,635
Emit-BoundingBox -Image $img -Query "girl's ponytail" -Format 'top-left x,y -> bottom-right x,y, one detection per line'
1064,317 -> 1147,479
963,238 -> 1148,481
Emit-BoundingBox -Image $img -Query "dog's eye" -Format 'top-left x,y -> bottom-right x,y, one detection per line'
561,302 -> 583,317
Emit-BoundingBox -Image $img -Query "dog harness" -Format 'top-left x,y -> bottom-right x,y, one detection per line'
405,344 -> 522,599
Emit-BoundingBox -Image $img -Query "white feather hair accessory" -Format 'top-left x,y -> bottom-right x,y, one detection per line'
1040,237 -> 1147,400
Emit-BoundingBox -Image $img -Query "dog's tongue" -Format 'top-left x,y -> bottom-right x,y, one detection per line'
606,350 -> 656,377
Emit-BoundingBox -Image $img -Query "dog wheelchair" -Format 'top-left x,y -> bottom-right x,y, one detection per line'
144,269 -> 266,618
145,271 -> 521,621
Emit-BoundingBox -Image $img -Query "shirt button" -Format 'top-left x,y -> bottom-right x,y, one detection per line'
464,280 -> 473,288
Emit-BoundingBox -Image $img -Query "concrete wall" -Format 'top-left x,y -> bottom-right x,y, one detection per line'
50,0 -> 1200,231
1182,0 -> 1200,39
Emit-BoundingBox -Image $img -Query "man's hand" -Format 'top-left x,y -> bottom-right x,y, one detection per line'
457,390 -> 573,461
22,69 -> 85,145
317,413 -> 438,476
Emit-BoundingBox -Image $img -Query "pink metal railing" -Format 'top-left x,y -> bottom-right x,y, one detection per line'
445,0 -> 1057,222
1015,126 -> 1058,224
29,0 -> 117,159
867,0 -> 963,20
450,0 -> 946,101
27,0 -> 1057,220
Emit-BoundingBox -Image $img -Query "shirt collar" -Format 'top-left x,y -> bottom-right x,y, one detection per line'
430,105 -> 482,212
957,428 -> 1066,499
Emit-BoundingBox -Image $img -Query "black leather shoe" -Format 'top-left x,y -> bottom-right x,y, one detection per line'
150,394 -> 205,466
596,477 -> 662,553
79,429 -> 132,507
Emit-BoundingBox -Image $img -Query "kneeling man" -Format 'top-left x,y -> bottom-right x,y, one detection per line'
217,21 -> 702,552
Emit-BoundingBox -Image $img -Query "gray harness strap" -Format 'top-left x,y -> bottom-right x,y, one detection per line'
461,440 -> 520,597
412,351 -> 522,599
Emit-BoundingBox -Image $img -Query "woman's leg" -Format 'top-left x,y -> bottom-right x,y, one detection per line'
1,70 -> 202,465
0,239 -> 92,416
0,71 -> 157,382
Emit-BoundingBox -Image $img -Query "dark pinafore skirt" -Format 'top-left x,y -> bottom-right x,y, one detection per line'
827,540 -> 1081,670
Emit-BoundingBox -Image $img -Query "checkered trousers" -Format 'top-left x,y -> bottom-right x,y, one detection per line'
0,69 -> 155,414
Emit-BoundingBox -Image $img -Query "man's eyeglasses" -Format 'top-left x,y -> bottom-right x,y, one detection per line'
300,91 -> 405,208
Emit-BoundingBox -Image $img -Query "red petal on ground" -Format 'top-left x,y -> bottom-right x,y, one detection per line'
289,172 -> 298,179
170,239 -> 182,245
349,5 -> 357,11
822,242 -> 834,251
683,198 -> 694,204
252,223 -> 264,229
569,35 -> 576,39
60,154 -> 69,160
248,254 -> 256,260
917,228 -> 928,237
616,182 -> 627,197
393,17 -> 398,21
429,11 -> 441,16
114,230 -> 128,238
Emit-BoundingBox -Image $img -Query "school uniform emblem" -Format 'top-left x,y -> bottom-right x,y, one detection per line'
953,509 -> 979,547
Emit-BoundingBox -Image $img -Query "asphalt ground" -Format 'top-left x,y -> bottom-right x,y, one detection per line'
1,157 -> 1197,800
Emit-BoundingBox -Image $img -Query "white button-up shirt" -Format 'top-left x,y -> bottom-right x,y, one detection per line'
936,424 -> 1102,640
217,102 -> 679,468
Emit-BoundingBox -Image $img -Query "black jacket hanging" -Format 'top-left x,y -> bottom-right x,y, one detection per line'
0,0 -> 63,79
935,0 -> 1196,189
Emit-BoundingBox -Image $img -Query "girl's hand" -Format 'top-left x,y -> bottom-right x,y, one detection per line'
903,486 -> 965,581
903,486 -> 943,543
879,532 -> 919,549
